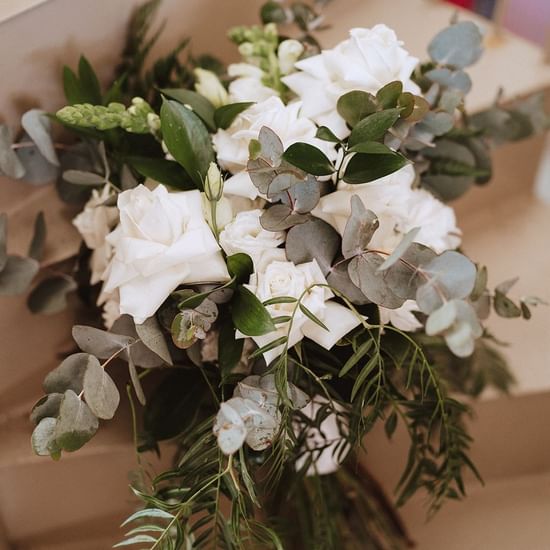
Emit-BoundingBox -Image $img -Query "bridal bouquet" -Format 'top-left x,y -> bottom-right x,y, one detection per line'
2,0 -> 547,548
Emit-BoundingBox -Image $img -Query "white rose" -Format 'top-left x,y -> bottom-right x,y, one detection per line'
194,68 -> 229,108
97,290 -> 121,329
314,165 -> 461,254
219,209 -> 285,265
242,249 -> 361,365
295,396 -> 350,476
379,300 -> 422,332
102,185 -> 229,324
282,25 -> 420,138
227,63 -> 277,103
72,184 -> 118,284
212,96 -> 337,199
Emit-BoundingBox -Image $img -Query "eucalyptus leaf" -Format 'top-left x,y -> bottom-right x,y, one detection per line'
326,262 -> 370,305
0,125 -> 25,179
0,255 -> 39,295
54,389 -> 99,452
232,286 -> 276,336
15,137 -> 59,185
377,227 -> 420,272
258,126 -> 284,166
31,417 -> 59,457
417,111 -> 454,136
21,109 -> 59,166
128,354 -> 146,406
43,353 -> 99,394
278,175 -> 320,214
27,276 -> 77,314
160,98 -> 214,188
342,196 -> 379,259
214,102 -> 254,129
425,68 -> 472,94
72,325 -> 134,359
494,291 -> 522,318
428,21 -> 483,68
63,169 -> 105,186
135,316 -> 173,365
30,393 -> 63,425
0,213 -> 7,271
83,359 -> 120,419
260,204 -> 308,231
286,218 -> 340,275
376,81 -> 403,109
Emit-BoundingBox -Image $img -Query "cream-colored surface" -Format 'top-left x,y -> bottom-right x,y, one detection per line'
0,0 -> 49,24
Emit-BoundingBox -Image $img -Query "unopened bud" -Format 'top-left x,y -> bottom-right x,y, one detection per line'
278,39 -> 304,74
204,162 -> 224,201
194,68 -> 229,109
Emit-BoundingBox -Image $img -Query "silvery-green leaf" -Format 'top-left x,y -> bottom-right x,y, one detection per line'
342,196 -> 379,259
417,111 -> 454,136
445,321 -> 476,357
493,291 -> 522,318
62,169 -> 105,186
83,359 -> 120,419
267,172 -> 302,197
495,277 -> 519,295
326,262 -> 370,305
286,218 -> 340,275
110,315 -> 164,368
428,21 -> 483,68
30,393 -> 63,425
0,125 -> 25,179
423,139 -> 476,167
425,68 -> 472,94
128,353 -> 146,406
439,89 -> 463,113
258,126 -> 284,166
214,399 -> 248,455
377,227 -> 420,272
0,255 -> 39,295
72,325 -> 134,359
15,132 -> 59,185
43,353 -> 98,394
470,265 -> 487,302
135,316 -> 173,365
426,300 -> 459,335
54,390 -> 99,452
21,109 -> 59,166
260,204 -> 308,231
247,156 -> 274,194
422,174 -> 474,201
27,276 -> 77,314
471,291 -> 491,320
280,175 -> 320,213
348,254 -> 405,309
416,281 -> 444,314
32,417 -> 59,457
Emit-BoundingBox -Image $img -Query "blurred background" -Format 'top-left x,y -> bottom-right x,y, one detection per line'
1,0 -> 549,548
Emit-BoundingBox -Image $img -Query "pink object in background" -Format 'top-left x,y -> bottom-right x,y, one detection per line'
503,0 -> 550,45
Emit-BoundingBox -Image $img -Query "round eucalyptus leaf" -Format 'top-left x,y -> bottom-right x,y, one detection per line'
428,21 -> 483,68
0,255 -> 39,295
21,109 -> 59,166
30,393 -> 63,425
31,417 -> 59,457
83,360 -> 120,420
27,276 -> 77,314
326,262 -> 369,305
342,196 -> 379,259
43,353 -> 99,394
425,68 -> 472,94
135,316 -> 173,365
260,204 -> 309,231
72,325 -> 134,360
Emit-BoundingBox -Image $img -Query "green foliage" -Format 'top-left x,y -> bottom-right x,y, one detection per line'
282,142 -> 335,176
160,98 -> 214,188
214,102 -> 255,130
231,285 -> 276,336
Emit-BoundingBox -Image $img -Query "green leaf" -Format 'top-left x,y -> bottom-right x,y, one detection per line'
28,211 -> 47,261
30,393 -> 63,425
54,389 -> 99,452
160,98 -> 214,189
249,336 -> 288,360
214,102 -> 254,129
0,255 -> 39,295
339,339 -> 374,377
351,355 -> 379,401
315,126 -> 341,143
494,291 -> 522,318
299,303 -> 329,331
232,286 -> 276,336
43,353 -> 98,394
121,508 -> 174,526
428,21 -> 483,68
27,276 -> 77,314
128,354 -> 146,406
263,296 -> 297,306
78,55 -> 102,104
348,141 -> 396,155
125,156 -> 194,190
62,169 -> 105,186
83,359 -> 120,419
260,1 -> 288,23
470,265 -> 487,302
32,417 -> 59,457
218,319 -> 244,374
135,316 -> 173,365
161,88 -> 216,130
348,108 -> 401,146
376,81 -> 403,109
62,66 -> 82,105
227,253 -> 254,284
384,411 -> 398,438
377,227 -> 420,272
282,142 -> 334,176
113,535 -> 157,547
337,90 -> 377,127
343,151 -> 408,184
